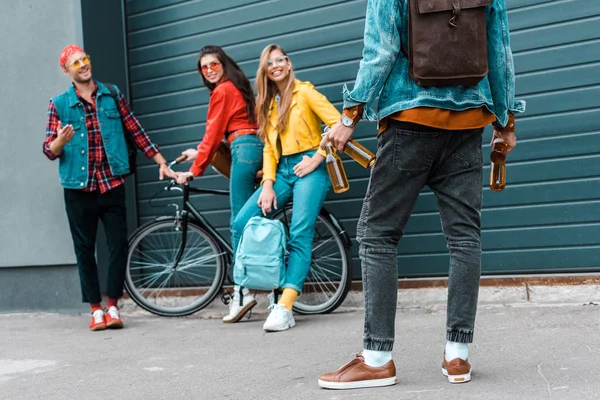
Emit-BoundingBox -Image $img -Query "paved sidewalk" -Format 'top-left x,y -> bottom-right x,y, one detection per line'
1,301 -> 599,400
0,304 -> 600,400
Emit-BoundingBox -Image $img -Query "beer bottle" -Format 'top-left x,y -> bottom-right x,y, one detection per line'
323,126 -> 376,168
343,139 -> 376,168
323,135 -> 350,193
490,138 -> 509,192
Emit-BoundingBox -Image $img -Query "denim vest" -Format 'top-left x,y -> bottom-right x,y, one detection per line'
51,81 -> 130,189
344,0 -> 526,126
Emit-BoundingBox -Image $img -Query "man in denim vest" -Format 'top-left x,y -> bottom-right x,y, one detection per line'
319,0 -> 525,389
43,45 -> 175,331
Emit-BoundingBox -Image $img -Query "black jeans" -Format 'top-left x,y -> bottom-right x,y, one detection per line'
64,184 -> 128,303
358,120 -> 483,351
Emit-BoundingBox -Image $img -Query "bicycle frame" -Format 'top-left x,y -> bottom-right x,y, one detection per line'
169,181 -> 233,269
162,152 -> 352,270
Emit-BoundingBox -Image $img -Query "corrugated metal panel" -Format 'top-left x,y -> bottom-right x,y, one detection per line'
125,0 -> 600,278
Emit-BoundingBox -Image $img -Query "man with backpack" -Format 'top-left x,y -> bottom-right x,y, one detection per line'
319,0 -> 525,389
43,45 -> 175,331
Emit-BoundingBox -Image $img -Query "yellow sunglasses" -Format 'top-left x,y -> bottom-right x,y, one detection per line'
69,55 -> 91,69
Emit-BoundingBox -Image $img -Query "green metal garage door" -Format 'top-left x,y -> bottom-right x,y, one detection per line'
125,0 -> 600,278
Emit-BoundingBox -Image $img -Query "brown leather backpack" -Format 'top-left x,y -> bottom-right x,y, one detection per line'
407,0 -> 493,87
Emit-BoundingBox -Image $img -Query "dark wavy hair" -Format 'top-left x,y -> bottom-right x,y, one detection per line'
197,45 -> 256,124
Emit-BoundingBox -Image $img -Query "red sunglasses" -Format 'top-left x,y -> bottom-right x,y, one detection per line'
201,61 -> 221,74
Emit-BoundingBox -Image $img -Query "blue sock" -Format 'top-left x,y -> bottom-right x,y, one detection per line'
362,349 -> 393,367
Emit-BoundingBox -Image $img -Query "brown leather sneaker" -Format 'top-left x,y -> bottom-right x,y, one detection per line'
442,354 -> 472,384
318,354 -> 397,390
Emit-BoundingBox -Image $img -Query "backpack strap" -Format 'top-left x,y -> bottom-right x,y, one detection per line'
273,288 -> 282,304
102,83 -> 138,167
105,83 -> 119,105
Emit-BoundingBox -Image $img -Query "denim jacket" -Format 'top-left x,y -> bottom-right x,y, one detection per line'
51,82 -> 130,189
344,0 -> 525,127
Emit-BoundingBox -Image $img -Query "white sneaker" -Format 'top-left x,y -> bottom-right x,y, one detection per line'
263,304 -> 295,332
223,289 -> 257,323
267,292 -> 276,314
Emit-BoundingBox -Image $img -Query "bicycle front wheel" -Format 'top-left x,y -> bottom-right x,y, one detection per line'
125,218 -> 227,317
274,206 -> 353,315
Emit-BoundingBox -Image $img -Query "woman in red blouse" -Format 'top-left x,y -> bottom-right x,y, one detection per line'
176,47 -> 263,319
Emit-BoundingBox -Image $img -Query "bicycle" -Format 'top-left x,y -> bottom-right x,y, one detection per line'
124,157 -> 353,317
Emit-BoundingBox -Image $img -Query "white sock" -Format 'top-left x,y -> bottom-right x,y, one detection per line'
445,341 -> 469,361
362,349 -> 393,367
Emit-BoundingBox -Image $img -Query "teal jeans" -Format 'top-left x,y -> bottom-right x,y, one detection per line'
229,135 -> 264,234
231,150 -> 330,293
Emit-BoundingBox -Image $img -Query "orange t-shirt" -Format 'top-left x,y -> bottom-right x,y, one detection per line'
379,107 -> 495,134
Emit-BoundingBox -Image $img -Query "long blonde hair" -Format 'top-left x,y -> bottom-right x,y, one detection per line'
255,44 -> 296,139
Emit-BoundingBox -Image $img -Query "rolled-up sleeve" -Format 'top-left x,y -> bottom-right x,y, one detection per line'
261,137 -> 278,184
43,101 -> 60,160
190,87 -> 230,176
117,89 -> 160,159
486,0 -> 526,126
343,0 -> 402,121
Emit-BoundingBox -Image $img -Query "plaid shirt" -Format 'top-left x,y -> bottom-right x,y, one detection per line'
43,83 -> 159,193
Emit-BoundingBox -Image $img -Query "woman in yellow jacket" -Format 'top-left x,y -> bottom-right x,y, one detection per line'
229,44 -> 340,332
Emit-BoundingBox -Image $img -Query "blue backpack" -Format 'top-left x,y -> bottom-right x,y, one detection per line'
233,216 -> 287,290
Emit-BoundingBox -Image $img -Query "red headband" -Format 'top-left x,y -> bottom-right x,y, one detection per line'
59,45 -> 85,68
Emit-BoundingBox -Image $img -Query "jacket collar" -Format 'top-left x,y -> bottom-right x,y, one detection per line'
67,79 -> 106,107
268,79 -> 301,126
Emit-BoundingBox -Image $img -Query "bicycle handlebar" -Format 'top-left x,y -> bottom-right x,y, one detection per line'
151,158 -> 229,202
166,156 -> 195,184
168,155 -> 188,169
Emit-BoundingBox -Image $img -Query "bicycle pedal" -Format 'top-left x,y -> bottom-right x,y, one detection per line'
221,292 -> 233,305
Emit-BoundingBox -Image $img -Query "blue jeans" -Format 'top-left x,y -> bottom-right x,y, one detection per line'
229,135 -> 263,237
231,150 -> 330,293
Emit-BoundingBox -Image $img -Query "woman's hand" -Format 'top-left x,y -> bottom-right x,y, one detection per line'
176,171 -> 195,185
181,148 -> 198,162
293,155 -> 320,178
257,182 -> 277,216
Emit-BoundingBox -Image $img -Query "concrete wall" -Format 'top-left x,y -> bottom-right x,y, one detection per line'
0,0 -> 85,312
0,1 -> 82,268
0,0 -> 133,312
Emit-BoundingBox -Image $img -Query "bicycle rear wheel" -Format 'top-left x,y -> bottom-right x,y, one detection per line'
125,218 -> 227,317
273,206 -> 353,315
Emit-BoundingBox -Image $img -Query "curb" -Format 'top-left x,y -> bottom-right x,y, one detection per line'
120,274 -> 600,319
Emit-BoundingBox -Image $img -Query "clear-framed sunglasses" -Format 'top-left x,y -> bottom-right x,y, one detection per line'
267,56 -> 288,68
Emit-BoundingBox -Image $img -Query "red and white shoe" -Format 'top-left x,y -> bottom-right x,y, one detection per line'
90,310 -> 106,331
105,306 -> 124,329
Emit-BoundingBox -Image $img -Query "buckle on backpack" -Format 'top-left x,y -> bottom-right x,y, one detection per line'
449,0 -> 461,27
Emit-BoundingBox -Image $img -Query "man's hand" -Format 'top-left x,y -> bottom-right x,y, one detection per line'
491,129 -> 517,153
320,121 -> 355,151
159,163 -> 177,180
49,121 -> 74,156
56,121 -> 74,145
257,182 -> 277,216
181,148 -> 198,162
293,155 -> 319,178
176,171 -> 194,185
